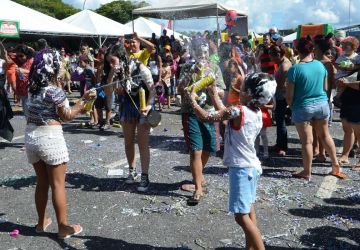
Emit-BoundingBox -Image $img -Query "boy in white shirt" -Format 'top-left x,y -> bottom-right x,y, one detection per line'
185,73 -> 276,250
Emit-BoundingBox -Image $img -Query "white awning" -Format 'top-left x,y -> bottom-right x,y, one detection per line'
0,0 -> 90,36
132,0 -> 247,19
283,32 -> 297,43
62,9 -> 135,37
125,17 -> 188,40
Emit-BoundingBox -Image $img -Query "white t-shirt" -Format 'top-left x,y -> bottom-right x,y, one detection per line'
223,105 -> 263,172
0,59 -> 5,75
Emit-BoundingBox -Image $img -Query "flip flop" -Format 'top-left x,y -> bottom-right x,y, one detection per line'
187,192 -> 205,206
35,218 -> 52,233
58,225 -> 83,240
328,171 -> 348,179
181,182 -> 208,193
292,172 -> 311,181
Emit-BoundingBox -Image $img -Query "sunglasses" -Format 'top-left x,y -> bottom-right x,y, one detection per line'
16,53 -> 26,58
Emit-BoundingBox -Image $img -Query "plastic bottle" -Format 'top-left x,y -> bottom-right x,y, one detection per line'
139,87 -> 147,111
186,72 -> 215,99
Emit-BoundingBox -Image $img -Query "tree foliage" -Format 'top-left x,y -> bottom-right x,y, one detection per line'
12,0 -> 148,24
96,0 -> 149,24
13,0 -> 79,20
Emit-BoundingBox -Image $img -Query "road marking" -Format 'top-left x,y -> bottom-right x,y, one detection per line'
315,175 -> 339,199
103,141 -> 173,169
0,135 -> 25,143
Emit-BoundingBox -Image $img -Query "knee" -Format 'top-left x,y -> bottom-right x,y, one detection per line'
234,214 -> 247,227
301,138 -> 313,146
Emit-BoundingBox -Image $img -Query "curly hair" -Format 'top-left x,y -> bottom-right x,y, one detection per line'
342,36 -> 359,50
28,48 -> 61,95
244,73 -> 277,108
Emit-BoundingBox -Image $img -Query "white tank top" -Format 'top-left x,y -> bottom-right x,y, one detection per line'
223,105 -> 263,171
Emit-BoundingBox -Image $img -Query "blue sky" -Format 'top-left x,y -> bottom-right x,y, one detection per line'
62,0 -> 360,32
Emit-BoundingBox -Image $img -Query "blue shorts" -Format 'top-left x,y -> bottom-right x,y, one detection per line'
292,101 -> 329,124
229,167 -> 260,214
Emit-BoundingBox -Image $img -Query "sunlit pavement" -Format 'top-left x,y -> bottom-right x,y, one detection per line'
0,101 -> 359,249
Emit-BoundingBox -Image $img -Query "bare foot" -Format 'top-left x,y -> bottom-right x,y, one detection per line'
58,224 -> 83,239
339,156 -> 350,165
292,171 -> 311,181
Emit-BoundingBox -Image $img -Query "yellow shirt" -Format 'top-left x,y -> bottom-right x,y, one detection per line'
129,49 -> 151,66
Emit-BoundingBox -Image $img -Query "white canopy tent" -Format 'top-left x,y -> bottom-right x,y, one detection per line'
125,17 -> 188,40
0,0 -> 90,37
132,0 -> 247,19
283,32 -> 297,43
63,10 -> 140,47
132,0 -> 247,43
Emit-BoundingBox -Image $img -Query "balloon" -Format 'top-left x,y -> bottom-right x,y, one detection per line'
225,10 -> 237,28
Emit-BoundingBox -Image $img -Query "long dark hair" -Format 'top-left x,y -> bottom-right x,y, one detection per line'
15,44 -> 34,59
313,35 -> 332,54
103,44 -> 130,83
28,48 -> 61,95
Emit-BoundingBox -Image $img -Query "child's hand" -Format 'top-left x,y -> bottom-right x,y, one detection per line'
336,78 -> 348,88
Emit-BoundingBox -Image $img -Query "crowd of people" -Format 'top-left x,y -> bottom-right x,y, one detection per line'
0,27 -> 359,247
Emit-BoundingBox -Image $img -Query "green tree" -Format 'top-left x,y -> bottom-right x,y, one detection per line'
13,0 -> 79,19
96,0 -> 148,24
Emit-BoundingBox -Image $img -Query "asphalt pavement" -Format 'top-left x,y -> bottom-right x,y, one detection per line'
0,98 -> 359,250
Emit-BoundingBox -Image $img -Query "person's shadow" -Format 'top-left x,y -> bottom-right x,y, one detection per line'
0,214 -> 178,250
0,172 -> 188,198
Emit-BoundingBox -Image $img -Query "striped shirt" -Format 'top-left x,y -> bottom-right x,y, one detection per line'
27,86 -> 68,125
260,52 -> 276,75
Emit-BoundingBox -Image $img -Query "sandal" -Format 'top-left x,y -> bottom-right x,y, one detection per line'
181,182 -> 208,193
35,218 -> 52,233
84,122 -> 97,129
328,171 -> 348,179
58,224 -> 83,240
328,164 -> 348,179
187,192 -> 205,206
292,172 -> 311,181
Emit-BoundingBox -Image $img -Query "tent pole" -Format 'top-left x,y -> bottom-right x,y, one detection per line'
132,12 -> 135,33
216,5 -> 220,46
173,17 -> 175,36
98,36 -> 102,48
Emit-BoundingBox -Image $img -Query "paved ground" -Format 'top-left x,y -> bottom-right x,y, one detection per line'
0,95 -> 359,250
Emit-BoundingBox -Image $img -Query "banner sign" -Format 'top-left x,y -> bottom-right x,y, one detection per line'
0,20 -> 20,38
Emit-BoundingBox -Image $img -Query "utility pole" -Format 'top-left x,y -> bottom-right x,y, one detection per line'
348,0 -> 351,27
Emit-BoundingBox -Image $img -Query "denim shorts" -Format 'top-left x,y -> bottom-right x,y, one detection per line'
292,101 -> 329,124
229,167 -> 260,214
